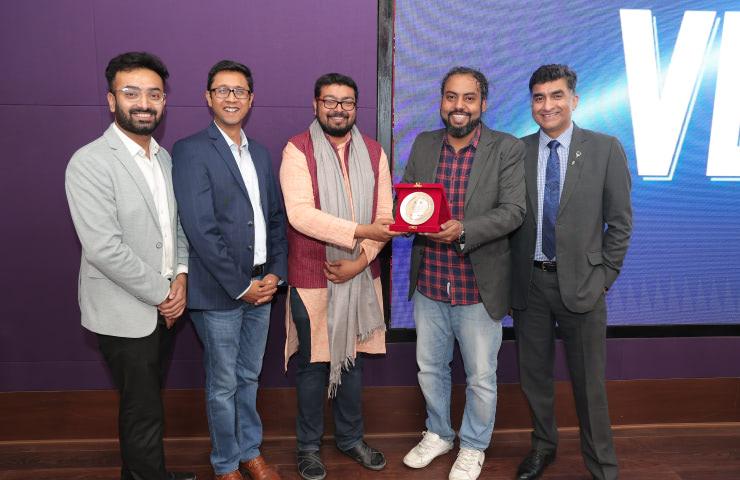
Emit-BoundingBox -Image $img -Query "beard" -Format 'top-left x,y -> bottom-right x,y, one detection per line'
442,111 -> 481,138
115,106 -> 162,136
318,112 -> 355,138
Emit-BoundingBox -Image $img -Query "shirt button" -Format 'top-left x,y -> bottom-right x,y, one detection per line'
156,242 -> 162,248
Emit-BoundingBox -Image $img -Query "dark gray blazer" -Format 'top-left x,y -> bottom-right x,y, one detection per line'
402,124 -> 526,320
510,124 -> 633,313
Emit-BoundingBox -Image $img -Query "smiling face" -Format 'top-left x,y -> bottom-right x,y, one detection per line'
440,73 -> 487,139
107,68 -> 165,136
530,77 -> 579,138
206,70 -> 253,130
313,83 -> 357,139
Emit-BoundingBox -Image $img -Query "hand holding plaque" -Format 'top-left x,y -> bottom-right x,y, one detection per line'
390,183 -> 451,233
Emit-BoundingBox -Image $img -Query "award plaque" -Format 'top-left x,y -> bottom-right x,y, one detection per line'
390,183 -> 451,232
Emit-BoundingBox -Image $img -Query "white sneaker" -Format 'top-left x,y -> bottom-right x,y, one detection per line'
448,447 -> 484,480
402,431 -> 453,468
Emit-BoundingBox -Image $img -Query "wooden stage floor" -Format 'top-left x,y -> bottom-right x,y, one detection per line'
1,423 -> 739,479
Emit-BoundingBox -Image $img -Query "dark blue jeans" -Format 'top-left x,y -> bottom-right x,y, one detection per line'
291,289 -> 364,452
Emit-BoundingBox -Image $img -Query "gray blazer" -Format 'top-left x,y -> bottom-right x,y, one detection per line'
402,124 -> 526,320
65,125 -> 189,338
510,124 -> 632,313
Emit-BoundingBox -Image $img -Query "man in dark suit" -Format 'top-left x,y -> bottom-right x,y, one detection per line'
400,66 -> 525,480
511,64 -> 632,480
172,60 -> 287,480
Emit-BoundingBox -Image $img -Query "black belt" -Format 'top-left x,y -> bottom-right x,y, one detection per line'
533,260 -> 557,272
251,264 -> 265,277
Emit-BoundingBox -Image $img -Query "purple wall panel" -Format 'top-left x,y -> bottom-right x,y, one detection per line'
0,0 -> 382,392
0,0 -> 99,106
616,337 -> 740,380
90,0 -> 378,110
0,106 -> 102,367
1,0 -> 739,393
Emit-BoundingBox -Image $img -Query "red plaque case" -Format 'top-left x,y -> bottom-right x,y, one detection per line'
390,183 -> 451,233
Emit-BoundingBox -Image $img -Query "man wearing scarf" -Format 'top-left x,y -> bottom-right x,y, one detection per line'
280,73 -> 395,480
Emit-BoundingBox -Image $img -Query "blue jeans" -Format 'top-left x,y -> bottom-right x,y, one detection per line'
190,302 -> 271,475
413,291 -> 503,451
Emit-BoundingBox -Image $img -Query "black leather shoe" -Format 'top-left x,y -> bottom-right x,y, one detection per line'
516,450 -> 556,479
167,472 -> 197,480
340,441 -> 386,471
297,450 -> 327,480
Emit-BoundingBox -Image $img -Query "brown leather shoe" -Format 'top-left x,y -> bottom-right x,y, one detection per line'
214,471 -> 243,480
240,455 -> 281,480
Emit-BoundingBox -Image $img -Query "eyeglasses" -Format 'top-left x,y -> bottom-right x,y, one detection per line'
317,98 -> 356,111
112,87 -> 166,104
210,86 -> 252,99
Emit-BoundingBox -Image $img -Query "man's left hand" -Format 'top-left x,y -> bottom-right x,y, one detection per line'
324,253 -> 369,284
422,219 -> 463,244
159,273 -> 187,328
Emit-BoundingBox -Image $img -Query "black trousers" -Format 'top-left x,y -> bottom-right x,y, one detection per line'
97,318 -> 174,480
290,290 -> 364,452
513,268 -> 618,480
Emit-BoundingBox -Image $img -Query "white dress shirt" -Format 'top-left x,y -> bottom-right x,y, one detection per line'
214,123 -> 268,298
534,122 -> 573,261
112,123 -> 185,280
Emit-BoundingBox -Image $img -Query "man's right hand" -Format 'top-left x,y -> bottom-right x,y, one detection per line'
240,278 -> 278,306
355,217 -> 400,242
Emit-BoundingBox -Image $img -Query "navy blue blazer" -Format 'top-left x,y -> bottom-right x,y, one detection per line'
172,123 -> 288,310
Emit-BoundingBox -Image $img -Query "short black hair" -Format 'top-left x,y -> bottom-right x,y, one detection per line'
528,64 -> 577,93
440,66 -> 489,101
314,73 -> 358,101
105,52 -> 169,91
207,60 -> 253,92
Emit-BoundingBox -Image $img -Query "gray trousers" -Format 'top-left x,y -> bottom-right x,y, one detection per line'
513,267 -> 618,480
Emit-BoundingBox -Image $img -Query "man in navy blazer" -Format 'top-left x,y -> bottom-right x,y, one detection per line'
172,60 -> 287,480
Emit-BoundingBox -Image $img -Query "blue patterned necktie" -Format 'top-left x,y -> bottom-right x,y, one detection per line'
542,140 -> 560,260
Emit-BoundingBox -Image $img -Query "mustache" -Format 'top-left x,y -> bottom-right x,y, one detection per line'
448,110 -> 471,118
129,108 -> 158,116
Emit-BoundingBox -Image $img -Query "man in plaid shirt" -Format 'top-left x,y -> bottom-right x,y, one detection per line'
401,67 -> 526,480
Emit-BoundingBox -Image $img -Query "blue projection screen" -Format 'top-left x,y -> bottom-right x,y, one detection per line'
390,1 -> 740,328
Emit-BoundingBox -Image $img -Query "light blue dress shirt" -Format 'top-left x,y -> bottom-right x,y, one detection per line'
534,123 -> 573,262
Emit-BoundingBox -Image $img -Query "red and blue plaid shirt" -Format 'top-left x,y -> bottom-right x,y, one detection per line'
417,126 -> 481,305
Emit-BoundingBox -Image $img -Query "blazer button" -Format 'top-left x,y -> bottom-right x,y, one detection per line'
247,221 -> 254,227
248,245 -> 253,251
156,242 -> 162,248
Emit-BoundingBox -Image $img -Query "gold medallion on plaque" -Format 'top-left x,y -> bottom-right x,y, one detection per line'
399,191 -> 435,225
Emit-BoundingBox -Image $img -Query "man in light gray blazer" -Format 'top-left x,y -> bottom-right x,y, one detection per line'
65,52 -> 194,480
401,67 -> 525,480
511,64 -> 632,480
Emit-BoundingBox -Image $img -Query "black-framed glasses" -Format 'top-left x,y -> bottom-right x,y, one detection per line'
318,98 -> 356,111
112,87 -> 166,104
210,86 -> 252,99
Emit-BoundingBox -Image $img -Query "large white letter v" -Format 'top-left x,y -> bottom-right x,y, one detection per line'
621,9 -> 717,180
